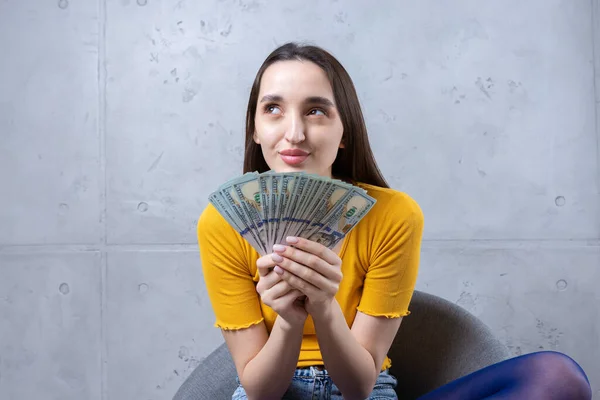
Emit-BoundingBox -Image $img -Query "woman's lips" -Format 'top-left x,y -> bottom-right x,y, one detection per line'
280,154 -> 308,165
279,149 -> 309,166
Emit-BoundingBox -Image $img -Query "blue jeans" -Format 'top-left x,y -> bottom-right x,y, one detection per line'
232,366 -> 398,399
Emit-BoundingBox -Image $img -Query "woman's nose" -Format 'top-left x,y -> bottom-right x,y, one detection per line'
284,114 -> 306,144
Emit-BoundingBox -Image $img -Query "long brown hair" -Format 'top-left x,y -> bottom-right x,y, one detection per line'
243,42 -> 389,188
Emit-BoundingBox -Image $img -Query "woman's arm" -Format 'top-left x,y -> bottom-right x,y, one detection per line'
198,205 -> 310,398
223,316 -> 304,400
270,237 -> 401,399
271,198 -> 423,398
315,199 -> 423,398
225,253 -> 309,400
310,301 -> 402,400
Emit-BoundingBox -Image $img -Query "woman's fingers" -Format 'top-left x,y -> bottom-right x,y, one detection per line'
274,265 -> 322,298
272,240 -> 342,284
276,288 -> 305,305
256,253 -> 279,277
257,237 -> 344,306
285,236 -> 341,266
256,268 -> 281,294
263,279 -> 294,300
274,260 -> 333,294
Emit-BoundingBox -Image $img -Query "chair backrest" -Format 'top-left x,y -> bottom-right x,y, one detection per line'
173,342 -> 238,400
389,290 -> 509,399
172,290 -> 509,400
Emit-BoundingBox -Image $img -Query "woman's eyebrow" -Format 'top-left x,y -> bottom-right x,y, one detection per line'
259,94 -> 335,107
259,94 -> 283,103
304,96 -> 335,107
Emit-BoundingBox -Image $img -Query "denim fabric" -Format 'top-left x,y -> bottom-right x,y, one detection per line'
232,367 -> 398,399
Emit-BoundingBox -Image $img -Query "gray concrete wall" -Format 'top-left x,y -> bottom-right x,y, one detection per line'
1,0 -> 598,398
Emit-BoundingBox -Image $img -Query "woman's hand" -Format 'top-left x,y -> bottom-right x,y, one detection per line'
255,253 -> 308,330
270,236 -> 343,316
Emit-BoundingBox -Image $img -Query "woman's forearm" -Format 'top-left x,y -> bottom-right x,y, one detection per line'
311,300 -> 379,400
241,316 -> 303,400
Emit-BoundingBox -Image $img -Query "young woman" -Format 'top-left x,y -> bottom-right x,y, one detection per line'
197,42 -> 592,400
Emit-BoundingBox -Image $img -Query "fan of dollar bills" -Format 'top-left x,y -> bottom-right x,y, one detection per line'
208,171 -> 377,256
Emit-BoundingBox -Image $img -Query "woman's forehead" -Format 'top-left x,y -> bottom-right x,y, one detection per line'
259,60 -> 334,100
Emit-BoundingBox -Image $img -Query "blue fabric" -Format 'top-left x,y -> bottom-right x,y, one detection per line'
232,367 -> 398,399
230,351 -> 591,399
416,351 -> 591,400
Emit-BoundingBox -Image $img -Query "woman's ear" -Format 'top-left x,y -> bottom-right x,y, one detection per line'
253,132 -> 260,144
339,138 -> 345,148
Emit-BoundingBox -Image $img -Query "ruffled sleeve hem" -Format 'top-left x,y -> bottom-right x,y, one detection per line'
356,307 -> 411,318
214,318 -> 265,331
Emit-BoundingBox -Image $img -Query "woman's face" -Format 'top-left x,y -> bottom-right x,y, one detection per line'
253,60 -> 344,178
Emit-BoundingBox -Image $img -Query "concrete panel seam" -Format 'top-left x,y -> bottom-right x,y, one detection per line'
420,240 -> 600,250
100,251 -> 108,400
1,240 -> 599,254
99,8 -> 107,246
593,0 -> 600,201
98,0 -> 108,398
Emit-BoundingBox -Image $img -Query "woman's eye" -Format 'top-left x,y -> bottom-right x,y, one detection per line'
309,108 -> 326,116
265,105 -> 281,114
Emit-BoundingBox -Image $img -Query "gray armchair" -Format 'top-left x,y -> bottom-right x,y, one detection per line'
173,290 -> 510,399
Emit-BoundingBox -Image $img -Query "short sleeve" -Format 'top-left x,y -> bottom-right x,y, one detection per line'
197,204 -> 264,330
357,197 -> 424,318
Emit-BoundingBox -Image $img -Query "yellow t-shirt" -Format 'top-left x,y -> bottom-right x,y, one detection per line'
197,182 -> 424,371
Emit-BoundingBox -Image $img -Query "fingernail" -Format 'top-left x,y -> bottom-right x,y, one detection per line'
271,253 -> 283,262
274,266 -> 283,275
273,244 -> 286,252
286,236 -> 298,243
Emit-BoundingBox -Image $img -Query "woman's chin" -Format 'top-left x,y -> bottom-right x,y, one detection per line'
273,165 -> 306,174
282,169 -> 332,179
267,163 -> 331,178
